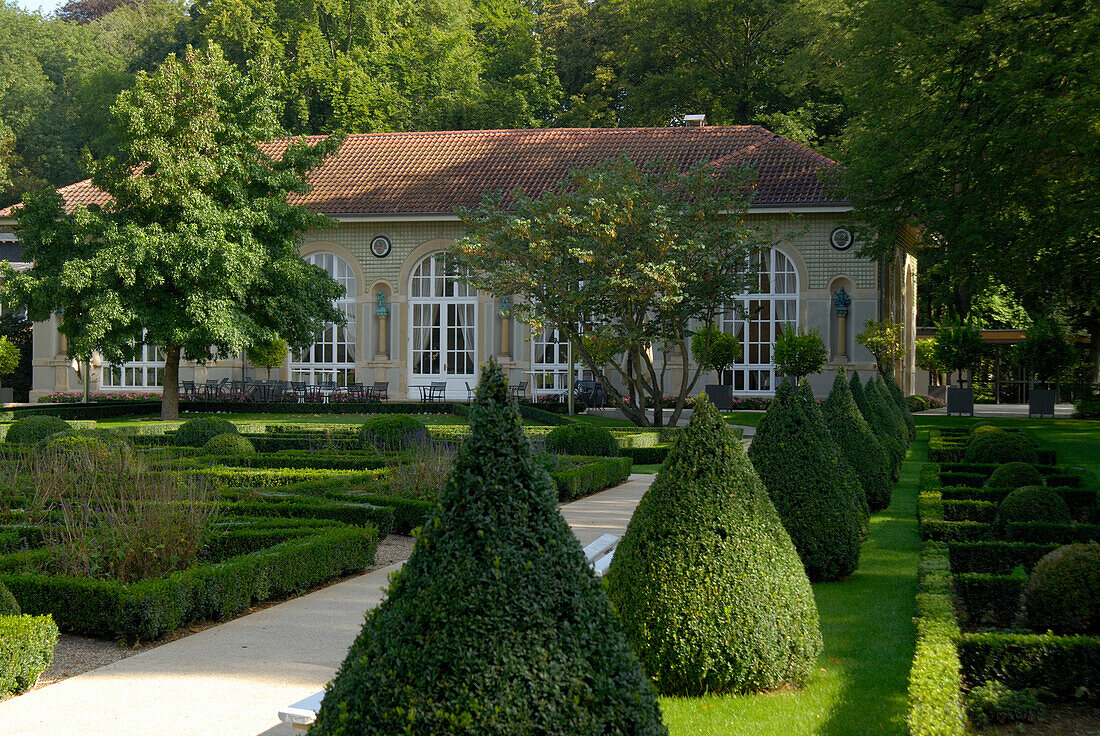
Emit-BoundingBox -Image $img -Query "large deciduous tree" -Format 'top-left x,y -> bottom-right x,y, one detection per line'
454,156 -> 774,427
1,44 -> 344,419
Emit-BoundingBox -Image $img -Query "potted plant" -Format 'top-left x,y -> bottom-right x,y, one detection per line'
933,319 -> 983,416
1018,318 -> 1073,418
772,325 -> 827,387
691,325 -> 740,410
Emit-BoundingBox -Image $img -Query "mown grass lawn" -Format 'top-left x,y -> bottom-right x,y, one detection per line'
658,438 -> 925,736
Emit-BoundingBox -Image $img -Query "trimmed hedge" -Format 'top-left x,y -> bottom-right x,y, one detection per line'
221,499 -> 396,535
851,372 -> 903,480
0,614 -> 59,697
965,431 -> 1039,465
0,581 -> 19,615
174,417 -> 238,447
1023,543 -> 1100,634
942,485 -> 1096,511
358,415 -> 426,450
920,520 -> 995,543
1005,522 -> 1100,544
942,500 -> 997,524
552,457 -> 632,502
957,633 -> 1100,699
947,542 -> 1059,575
1,526 -> 379,642
4,402 -> 160,420
545,424 -> 619,457
620,446 -> 671,465
954,573 -> 1025,629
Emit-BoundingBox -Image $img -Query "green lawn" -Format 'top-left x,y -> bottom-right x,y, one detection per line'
659,438 -> 924,736
721,410 -> 766,427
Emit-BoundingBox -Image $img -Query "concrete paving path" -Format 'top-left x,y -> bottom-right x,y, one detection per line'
0,474 -> 654,736
917,402 -> 1076,418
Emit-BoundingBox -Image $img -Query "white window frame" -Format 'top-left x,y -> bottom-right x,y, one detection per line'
100,332 -> 165,390
290,252 -> 357,386
408,253 -> 477,398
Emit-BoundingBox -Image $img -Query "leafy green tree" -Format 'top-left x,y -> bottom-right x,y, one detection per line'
0,314 -> 31,401
690,325 -> 741,384
0,335 -> 18,376
772,325 -> 827,385
607,394 -> 822,695
1018,318 -> 1074,387
57,0 -> 136,24
822,369 -> 893,511
247,335 -> 288,380
857,319 -> 905,377
454,156 -> 772,427
1,44 -> 344,420
933,320 -> 983,388
313,362 -> 668,735
748,379 -> 863,582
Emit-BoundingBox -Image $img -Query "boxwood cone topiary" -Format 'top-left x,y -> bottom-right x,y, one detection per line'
545,424 -> 619,457
5,415 -> 71,444
312,361 -> 667,736
999,486 -> 1072,525
174,417 -> 238,447
1024,543 -> 1100,634
796,380 -> 869,534
964,431 -> 1039,465
606,394 -> 821,695
873,376 -> 911,449
851,372 -> 902,480
822,370 -> 894,512
986,462 -> 1043,490
748,379 -> 863,582
883,373 -> 916,440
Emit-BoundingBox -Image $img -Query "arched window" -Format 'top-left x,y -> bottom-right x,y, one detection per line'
720,248 -> 800,394
290,252 -> 357,386
408,253 -> 477,397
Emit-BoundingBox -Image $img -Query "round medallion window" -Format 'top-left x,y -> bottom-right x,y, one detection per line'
370,235 -> 392,258
829,227 -> 854,251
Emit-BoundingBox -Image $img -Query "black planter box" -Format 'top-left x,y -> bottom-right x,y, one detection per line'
704,384 -> 733,410
1028,389 -> 1056,418
947,387 -> 974,416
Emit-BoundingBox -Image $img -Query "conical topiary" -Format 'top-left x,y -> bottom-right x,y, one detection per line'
868,376 -> 910,454
822,370 -> 894,512
312,362 -> 667,736
606,394 -> 821,695
797,380 -> 869,534
851,371 -> 902,480
748,379 -> 863,582
884,372 -> 917,440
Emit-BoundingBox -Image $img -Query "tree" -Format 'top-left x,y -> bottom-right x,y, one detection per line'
606,394 -> 822,695
851,371 -> 902,480
772,325 -> 827,385
822,369 -> 893,512
57,0 -> 136,24
690,325 -> 741,384
748,379 -> 864,582
0,335 -> 19,376
857,319 -> 905,376
1018,318 -> 1074,387
312,362 -> 668,735
0,44 -> 345,420
797,378 -> 868,533
915,337 -> 941,385
933,320 -> 983,388
0,314 -> 31,401
454,155 -> 773,427
247,335 -> 288,380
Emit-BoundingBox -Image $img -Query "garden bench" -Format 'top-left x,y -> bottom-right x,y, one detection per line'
277,534 -> 622,731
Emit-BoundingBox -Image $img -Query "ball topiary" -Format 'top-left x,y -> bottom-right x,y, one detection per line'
964,430 -> 1038,465
0,581 -> 19,616
999,486 -> 1071,525
5,415 -> 71,444
822,370 -> 894,512
851,372 -> 903,480
545,424 -> 619,457
986,462 -> 1043,490
606,394 -> 822,695
1024,543 -> 1100,634
203,432 -> 256,456
312,362 -> 667,736
748,379 -> 864,582
797,380 -> 868,534
173,417 -> 238,447
358,414 -> 425,450
43,431 -> 133,466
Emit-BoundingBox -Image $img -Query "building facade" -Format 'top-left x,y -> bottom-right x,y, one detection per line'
2,126 -> 917,402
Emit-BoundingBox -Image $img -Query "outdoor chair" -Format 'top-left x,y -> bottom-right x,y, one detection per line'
426,381 -> 447,402
179,381 -> 197,400
465,381 -> 475,404
509,380 -> 528,401
369,381 -> 389,401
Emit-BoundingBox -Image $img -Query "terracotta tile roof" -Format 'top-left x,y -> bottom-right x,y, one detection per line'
1,126 -> 846,218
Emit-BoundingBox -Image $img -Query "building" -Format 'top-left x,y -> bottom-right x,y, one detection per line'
0,125 -> 917,402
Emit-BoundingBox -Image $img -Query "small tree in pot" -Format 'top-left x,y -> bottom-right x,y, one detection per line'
772,325 -> 827,387
691,325 -> 741,409
933,318 -> 983,416
1019,318 -> 1074,417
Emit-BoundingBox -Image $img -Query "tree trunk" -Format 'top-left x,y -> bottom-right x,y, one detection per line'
161,344 -> 181,420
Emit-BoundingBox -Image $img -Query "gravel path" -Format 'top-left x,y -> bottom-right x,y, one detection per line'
35,534 -> 417,689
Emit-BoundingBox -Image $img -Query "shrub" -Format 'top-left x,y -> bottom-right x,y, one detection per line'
797,380 -> 868,533
851,371 -> 903,480
999,487 -> 1072,525
968,422 -> 999,437
312,363 -> 667,736
606,395 -> 821,695
0,614 -> 58,697
772,326 -> 827,382
883,373 -> 917,439
0,581 -> 19,615
358,414 -> 425,450
907,394 -> 946,412
748,379 -> 863,581
822,370 -> 894,512
174,417 -> 238,447
869,376 -> 910,451
986,462 -> 1043,490
966,680 -> 1045,728
965,431 -> 1038,465
203,432 -> 256,456
545,423 -> 619,457
1023,543 -> 1100,634
5,415 -> 71,444
957,633 -> 1100,698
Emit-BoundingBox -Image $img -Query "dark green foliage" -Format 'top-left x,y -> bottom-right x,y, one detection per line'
966,680 -> 1045,728
823,370 -> 894,512
851,371 -> 903,480
0,581 -> 19,616
999,487 -> 1071,525
954,574 -> 1026,628
358,414 -> 425,450
943,486 -> 1095,510
312,363 -> 667,736
203,432 -> 255,456
884,373 -> 917,439
174,417 -> 238,447
868,376 -> 910,453
0,614 -> 58,697
1024,543 -> 1100,634
965,431 -> 1039,465
968,422 -> 999,437
987,462 -> 1043,490
942,500 -> 997,524
920,520 -> 995,543
1005,522 -> 1100,545
874,376 -> 911,447
946,542 -> 1060,575
749,379 -> 863,581
607,395 -> 821,695
545,423 -> 620,457
5,415 -> 71,444
957,633 -> 1100,699
797,380 -> 868,532
552,457 -> 632,501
